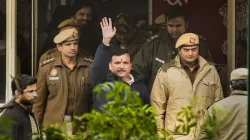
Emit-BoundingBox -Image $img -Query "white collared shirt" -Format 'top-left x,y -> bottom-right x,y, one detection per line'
127,74 -> 135,85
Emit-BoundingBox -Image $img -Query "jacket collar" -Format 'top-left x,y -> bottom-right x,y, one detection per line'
231,90 -> 248,96
53,54 -> 89,68
13,101 -> 32,115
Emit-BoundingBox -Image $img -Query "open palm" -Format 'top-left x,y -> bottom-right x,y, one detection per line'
100,17 -> 116,40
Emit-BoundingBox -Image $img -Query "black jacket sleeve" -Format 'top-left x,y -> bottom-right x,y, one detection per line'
91,43 -> 111,86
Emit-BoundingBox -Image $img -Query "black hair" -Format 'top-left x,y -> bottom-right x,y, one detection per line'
11,74 -> 37,96
109,48 -> 131,62
70,1 -> 99,22
114,13 -> 136,26
165,5 -> 188,22
230,79 -> 247,91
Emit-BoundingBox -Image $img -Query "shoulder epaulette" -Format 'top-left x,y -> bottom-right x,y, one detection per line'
160,59 -> 175,72
43,48 -> 57,56
146,34 -> 161,43
40,58 -> 55,67
83,58 -> 93,63
78,49 -> 93,59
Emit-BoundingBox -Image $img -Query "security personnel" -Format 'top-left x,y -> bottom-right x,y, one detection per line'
39,18 -> 92,67
151,33 -> 223,140
33,28 -> 93,135
132,6 -> 213,91
199,68 -> 248,140
154,14 -> 167,30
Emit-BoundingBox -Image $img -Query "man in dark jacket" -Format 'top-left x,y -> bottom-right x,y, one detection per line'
110,13 -> 150,61
91,17 -> 150,111
0,74 -> 39,140
132,6 -> 213,91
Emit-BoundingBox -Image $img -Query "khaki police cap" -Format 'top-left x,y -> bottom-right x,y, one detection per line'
175,33 -> 199,49
58,18 -> 80,29
230,68 -> 248,81
154,14 -> 166,25
54,28 -> 78,44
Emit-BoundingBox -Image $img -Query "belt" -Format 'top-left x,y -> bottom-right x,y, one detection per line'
64,115 -> 73,122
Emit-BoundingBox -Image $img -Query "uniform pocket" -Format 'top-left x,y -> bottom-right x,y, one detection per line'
80,77 -> 93,111
48,81 -> 60,95
80,77 -> 93,94
202,80 -> 215,104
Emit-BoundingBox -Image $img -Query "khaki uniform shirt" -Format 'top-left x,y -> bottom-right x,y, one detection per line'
64,64 -> 77,116
181,61 -> 199,85
33,54 -> 93,126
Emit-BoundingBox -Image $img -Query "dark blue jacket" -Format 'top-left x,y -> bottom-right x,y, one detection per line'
91,43 -> 150,111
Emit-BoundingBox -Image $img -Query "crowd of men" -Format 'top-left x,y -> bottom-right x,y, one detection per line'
0,2 -> 248,140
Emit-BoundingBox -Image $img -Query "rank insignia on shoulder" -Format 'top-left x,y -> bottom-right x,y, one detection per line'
147,35 -> 160,43
40,58 -> 55,67
84,58 -> 93,63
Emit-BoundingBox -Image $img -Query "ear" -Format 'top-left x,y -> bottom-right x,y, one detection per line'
229,85 -> 233,93
57,44 -> 62,51
178,48 -> 181,54
129,63 -> 132,71
15,90 -> 21,98
185,21 -> 189,28
109,62 -> 112,71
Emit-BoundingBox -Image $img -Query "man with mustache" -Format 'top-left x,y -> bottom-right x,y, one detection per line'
0,74 -> 39,140
91,17 -> 150,111
33,28 -> 93,135
132,6 -> 213,91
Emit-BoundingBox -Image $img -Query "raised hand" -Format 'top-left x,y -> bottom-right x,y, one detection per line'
100,17 -> 116,46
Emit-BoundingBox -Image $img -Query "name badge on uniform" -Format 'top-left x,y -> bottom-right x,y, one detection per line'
49,77 -> 59,80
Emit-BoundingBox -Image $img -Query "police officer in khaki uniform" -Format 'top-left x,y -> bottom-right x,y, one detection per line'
33,28 -> 93,135
132,6 -> 213,91
39,18 -> 92,67
151,33 -> 223,140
